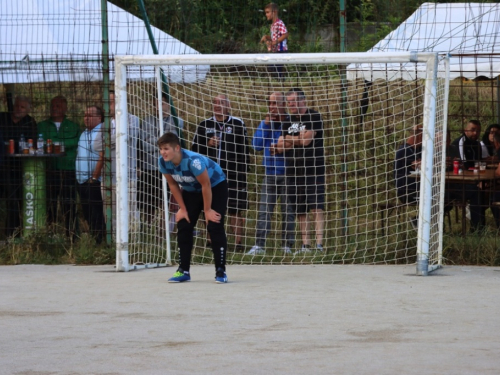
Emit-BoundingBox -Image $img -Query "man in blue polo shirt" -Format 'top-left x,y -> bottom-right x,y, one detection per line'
158,132 -> 229,283
247,91 -> 295,255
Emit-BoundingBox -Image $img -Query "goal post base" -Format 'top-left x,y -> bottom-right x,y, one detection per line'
416,255 -> 442,276
416,254 -> 429,276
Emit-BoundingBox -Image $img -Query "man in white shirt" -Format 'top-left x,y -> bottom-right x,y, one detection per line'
76,106 -> 105,243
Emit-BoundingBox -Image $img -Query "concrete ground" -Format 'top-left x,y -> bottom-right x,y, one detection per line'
1,264 -> 499,375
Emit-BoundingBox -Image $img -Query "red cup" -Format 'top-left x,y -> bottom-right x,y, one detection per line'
453,160 -> 459,175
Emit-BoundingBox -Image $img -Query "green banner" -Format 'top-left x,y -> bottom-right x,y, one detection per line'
23,158 -> 46,236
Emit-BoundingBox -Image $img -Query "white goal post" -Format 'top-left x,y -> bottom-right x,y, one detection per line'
114,52 -> 449,275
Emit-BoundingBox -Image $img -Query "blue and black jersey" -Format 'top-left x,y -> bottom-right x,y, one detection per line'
158,149 -> 226,192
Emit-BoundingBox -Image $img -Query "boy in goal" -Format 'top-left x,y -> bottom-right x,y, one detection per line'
158,132 -> 229,283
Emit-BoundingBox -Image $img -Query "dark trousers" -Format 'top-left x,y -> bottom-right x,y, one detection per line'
2,169 -> 22,237
447,183 -> 485,231
77,180 -> 105,243
176,180 -> 228,272
267,51 -> 287,79
255,175 -> 295,247
491,191 -> 500,229
46,170 -> 77,236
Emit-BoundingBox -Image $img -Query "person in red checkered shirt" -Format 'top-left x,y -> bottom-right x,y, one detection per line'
260,3 -> 288,79
261,3 -> 288,52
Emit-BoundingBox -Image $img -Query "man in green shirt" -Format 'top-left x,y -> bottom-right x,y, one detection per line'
37,95 -> 81,236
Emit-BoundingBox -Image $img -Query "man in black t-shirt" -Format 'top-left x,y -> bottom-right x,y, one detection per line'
0,96 -> 38,237
192,94 -> 250,251
275,88 -> 325,253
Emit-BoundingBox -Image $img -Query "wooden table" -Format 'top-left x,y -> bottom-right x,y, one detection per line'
445,169 -> 499,183
409,169 -> 500,234
445,169 -> 500,234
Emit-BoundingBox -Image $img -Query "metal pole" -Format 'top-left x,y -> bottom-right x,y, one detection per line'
115,63 -> 130,271
339,0 -> 346,53
101,0 -> 112,245
339,0 -> 348,236
416,53 -> 440,276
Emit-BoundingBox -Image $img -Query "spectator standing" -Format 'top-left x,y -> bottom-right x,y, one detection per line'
247,92 -> 295,255
0,96 -> 37,237
37,95 -> 81,236
276,88 -> 325,253
138,93 -> 184,222
158,132 -> 228,283
192,94 -> 250,251
93,91 -> 140,232
76,106 -> 105,243
260,2 -> 288,79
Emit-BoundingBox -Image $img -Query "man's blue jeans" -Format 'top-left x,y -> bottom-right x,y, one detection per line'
255,175 -> 295,247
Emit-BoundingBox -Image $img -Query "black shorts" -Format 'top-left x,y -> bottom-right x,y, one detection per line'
227,180 -> 248,215
286,175 -> 325,214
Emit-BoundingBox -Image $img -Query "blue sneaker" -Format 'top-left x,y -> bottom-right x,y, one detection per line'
168,269 -> 191,283
215,268 -> 228,284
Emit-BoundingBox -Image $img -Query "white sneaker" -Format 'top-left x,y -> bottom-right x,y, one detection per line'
246,245 -> 265,255
282,246 -> 292,255
294,244 -> 312,255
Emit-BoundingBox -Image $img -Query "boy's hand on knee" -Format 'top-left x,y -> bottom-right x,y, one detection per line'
176,208 -> 190,223
205,209 -> 221,224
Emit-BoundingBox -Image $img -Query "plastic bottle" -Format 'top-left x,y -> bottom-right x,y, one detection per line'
36,134 -> 45,155
28,139 -> 35,155
46,139 -> 53,154
18,134 -> 25,154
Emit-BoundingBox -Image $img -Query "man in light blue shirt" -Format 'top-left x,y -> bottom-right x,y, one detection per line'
76,105 -> 105,243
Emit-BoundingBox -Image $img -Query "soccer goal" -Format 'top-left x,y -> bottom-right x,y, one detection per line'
114,52 -> 449,275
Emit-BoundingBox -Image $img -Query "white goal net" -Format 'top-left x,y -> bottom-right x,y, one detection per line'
114,52 -> 449,275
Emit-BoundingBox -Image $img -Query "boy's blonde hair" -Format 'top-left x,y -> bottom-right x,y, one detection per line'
264,3 -> 279,13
